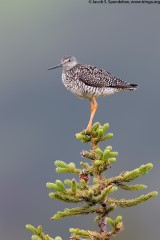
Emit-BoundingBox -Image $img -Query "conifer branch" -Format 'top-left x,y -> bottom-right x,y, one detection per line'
108,191 -> 158,207
26,224 -> 59,240
105,163 -> 153,185
26,122 -> 158,240
49,192 -> 82,203
55,160 -> 80,174
51,205 -> 98,220
117,183 -> 147,191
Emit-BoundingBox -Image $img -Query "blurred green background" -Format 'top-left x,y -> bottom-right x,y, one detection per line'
0,1 -> 159,239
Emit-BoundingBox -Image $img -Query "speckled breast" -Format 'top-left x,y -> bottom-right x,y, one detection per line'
62,71 -> 118,99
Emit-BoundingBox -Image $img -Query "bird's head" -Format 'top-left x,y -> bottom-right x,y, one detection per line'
48,56 -> 78,71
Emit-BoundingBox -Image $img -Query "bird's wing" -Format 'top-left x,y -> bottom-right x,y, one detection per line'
78,65 -> 132,89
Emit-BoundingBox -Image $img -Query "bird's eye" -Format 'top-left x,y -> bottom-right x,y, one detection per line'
68,59 -> 71,62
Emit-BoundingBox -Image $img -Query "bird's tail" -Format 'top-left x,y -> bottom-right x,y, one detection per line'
126,84 -> 138,90
111,83 -> 138,90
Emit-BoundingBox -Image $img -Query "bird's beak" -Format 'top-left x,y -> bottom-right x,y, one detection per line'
48,64 -> 62,70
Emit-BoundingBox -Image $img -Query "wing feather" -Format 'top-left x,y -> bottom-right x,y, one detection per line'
77,64 -> 136,89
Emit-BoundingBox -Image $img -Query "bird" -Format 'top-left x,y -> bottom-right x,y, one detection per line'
48,56 -> 138,131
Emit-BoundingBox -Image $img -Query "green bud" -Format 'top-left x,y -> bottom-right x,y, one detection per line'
102,123 -> 109,133
31,236 -> 39,240
26,224 -> 37,233
94,160 -> 103,165
75,133 -> 83,140
108,157 -> 116,163
109,151 -> 118,157
106,146 -> 112,151
98,128 -> 104,137
115,216 -> 122,225
80,179 -> 87,188
54,160 -> 67,168
96,148 -> 103,158
103,133 -> 113,140
107,218 -> 115,227
139,163 -> 153,174
56,180 -> 65,192
151,191 -> 158,197
37,225 -> 42,234
46,182 -> 58,191
91,122 -> 100,131
147,163 -> 153,169
103,149 -> 110,161
71,179 -> 77,193
55,237 -> 62,240
68,162 -> 76,168
49,192 -> 56,198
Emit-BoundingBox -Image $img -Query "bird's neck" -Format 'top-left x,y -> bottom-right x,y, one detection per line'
63,63 -> 78,71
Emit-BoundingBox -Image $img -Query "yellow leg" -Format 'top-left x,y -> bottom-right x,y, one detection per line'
86,96 -> 98,131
